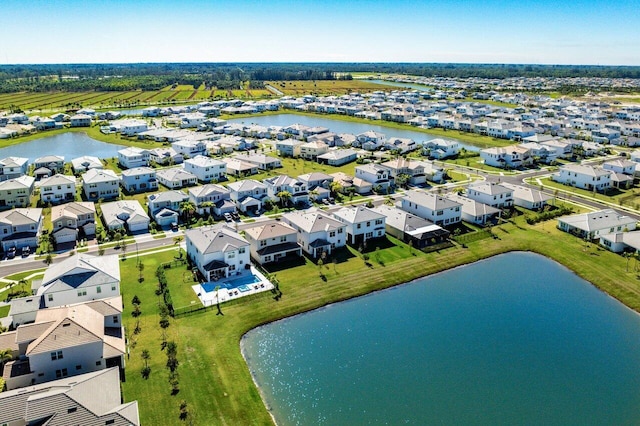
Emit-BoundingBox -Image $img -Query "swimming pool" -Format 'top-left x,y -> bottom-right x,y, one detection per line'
201,273 -> 262,293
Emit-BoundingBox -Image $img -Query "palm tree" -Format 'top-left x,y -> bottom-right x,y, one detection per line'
179,201 -> 196,223
329,181 -> 343,197
0,348 -> 13,371
276,190 -> 292,208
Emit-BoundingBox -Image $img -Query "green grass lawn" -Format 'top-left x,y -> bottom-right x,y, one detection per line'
113,215 -> 640,425
0,305 -> 10,318
537,177 -> 640,208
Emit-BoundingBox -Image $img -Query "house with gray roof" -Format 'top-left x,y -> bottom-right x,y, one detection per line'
0,207 -> 42,252
51,201 -> 96,245
465,182 -> 514,209
33,155 -> 64,179
0,367 -> 139,426
147,190 -> 188,228
501,183 -> 552,210
0,156 -> 28,181
11,254 -> 121,324
183,155 -> 227,183
331,205 -> 386,246
71,155 -> 103,174
355,163 -> 392,191
558,209 -> 637,240
185,224 -> 250,281
317,148 -> 358,166
233,153 -> 282,170
281,209 -> 347,258
264,175 -> 309,207
100,200 -> 149,233
371,205 -> 449,248
275,138 -> 304,157
188,183 -> 234,216
117,147 -> 150,169
81,169 -> 120,201
445,193 -> 501,225
0,175 -> 35,209
156,167 -> 197,189
400,190 -> 462,227
120,166 -> 157,193
37,174 -> 76,205
552,164 -> 612,192
227,179 -> 268,214
3,297 -> 125,391
244,222 -> 301,265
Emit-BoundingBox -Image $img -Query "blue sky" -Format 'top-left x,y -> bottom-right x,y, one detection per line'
1,0 -> 638,65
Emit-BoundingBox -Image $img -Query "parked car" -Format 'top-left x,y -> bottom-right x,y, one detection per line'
6,247 -> 16,259
322,198 -> 330,205
224,213 -> 233,222
21,246 -> 31,257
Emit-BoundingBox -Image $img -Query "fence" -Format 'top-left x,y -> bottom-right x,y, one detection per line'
452,229 -> 494,245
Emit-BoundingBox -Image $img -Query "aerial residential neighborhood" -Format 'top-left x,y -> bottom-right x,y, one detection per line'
1,59 -> 640,425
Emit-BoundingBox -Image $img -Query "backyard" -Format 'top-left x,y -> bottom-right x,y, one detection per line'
111,214 -> 640,425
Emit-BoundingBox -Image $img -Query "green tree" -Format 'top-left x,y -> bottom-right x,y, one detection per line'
179,201 -> 196,223
276,190 -> 292,208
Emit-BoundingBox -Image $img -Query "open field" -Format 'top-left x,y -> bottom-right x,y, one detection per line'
0,85 -> 276,114
265,80 -> 404,96
107,213 -> 640,425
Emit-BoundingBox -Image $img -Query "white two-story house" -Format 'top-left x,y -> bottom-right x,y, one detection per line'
118,147 -> 150,169
355,164 -> 392,191
244,222 -> 302,265
188,184 -> 234,216
0,208 -> 43,252
120,167 -> 158,194
401,190 -> 462,226
281,209 -> 347,258
51,201 -> 97,244
185,224 -> 250,281
263,175 -> 309,207
227,179 -> 268,214
331,205 -> 386,246
183,155 -> 227,183
38,174 -> 76,205
82,169 -> 120,201
465,182 -> 514,209
553,164 -> 612,192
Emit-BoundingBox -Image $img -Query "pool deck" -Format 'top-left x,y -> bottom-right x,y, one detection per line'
191,266 -> 274,306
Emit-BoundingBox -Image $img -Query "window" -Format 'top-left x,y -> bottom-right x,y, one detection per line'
48,294 -> 53,302
338,228 -> 343,234
77,289 -> 87,297
111,285 -> 116,291
96,286 -> 102,294
260,240 -> 267,247
106,420 -> 115,425
239,247 -> 245,254
329,231 -> 335,237
55,368 -> 68,379
67,407 -> 77,414
51,350 -> 64,360
113,315 -> 119,324
357,224 -> 361,229
96,360 -> 102,366
76,365 -> 82,370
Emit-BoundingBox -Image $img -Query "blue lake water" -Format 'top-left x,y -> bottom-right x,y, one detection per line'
242,252 -> 640,425
0,132 -> 126,162
228,113 -> 478,151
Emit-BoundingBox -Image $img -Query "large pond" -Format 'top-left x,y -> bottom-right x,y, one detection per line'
228,113 -> 479,151
242,252 -> 640,425
0,132 -> 126,162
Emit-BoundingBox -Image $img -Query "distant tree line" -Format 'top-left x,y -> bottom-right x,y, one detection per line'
0,63 -> 638,93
